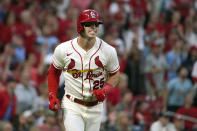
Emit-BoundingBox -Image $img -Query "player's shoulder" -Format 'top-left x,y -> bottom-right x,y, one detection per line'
98,37 -> 116,52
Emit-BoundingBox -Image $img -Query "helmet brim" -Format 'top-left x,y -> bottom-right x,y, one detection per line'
80,19 -> 103,24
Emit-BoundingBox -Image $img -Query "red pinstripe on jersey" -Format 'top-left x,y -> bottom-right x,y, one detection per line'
109,66 -> 120,76
88,40 -> 102,92
71,40 -> 84,96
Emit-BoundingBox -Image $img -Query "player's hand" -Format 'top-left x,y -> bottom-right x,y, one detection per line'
93,83 -> 113,102
49,92 -> 60,111
93,89 -> 106,102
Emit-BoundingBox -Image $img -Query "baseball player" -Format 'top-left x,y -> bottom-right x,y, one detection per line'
47,9 -> 120,131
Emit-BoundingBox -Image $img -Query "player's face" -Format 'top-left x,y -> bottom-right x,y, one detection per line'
83,22 -> 99,38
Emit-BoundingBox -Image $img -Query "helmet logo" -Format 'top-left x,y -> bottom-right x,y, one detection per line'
90,12 -> 96,18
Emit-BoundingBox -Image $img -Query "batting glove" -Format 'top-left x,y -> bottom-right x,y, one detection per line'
93,83 -> 113,102
49,92 -> 60,111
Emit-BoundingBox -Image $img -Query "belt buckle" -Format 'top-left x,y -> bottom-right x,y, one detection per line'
70,96 -> 75,102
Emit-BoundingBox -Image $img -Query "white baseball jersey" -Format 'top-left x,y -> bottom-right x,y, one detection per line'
52,37 -> 120,105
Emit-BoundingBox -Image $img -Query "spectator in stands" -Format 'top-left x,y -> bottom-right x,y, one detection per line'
0,121 -> 13,131
192,61 -> 197,86
166,11 -> 183,38
15,10 -> 36,54
36,24 -> 59,54
33,83 -> 49,112
164,28 -> 179,53
166,39 -> 185,80
12,110 -> 34,131
116,91 -> 133,114
192,61 -> 197,107
172,0 -> 193,18
103,110 -> 118,131
123,20 -> 145,52
176,93 -> 197,131
116,111 -> 133,131
14,69 -> 37,113
173,117 -> 185,131
150,111 -> 176,131
0,11 -> 16,47
22,110 -> 35,129
124,48 -> 145,95
37,110 -> 61,131
133,100 -> 150,130
184,15 -> 197,47
0,77 -> 17,121
0,44 -> 15,81
108,25 -> 125,55
129,0 -> 148,20
164,66 -> 193,112
58,6 -> 78,41
11,34 -> 26,63
23,53 -> 39,89
145,41 -> 168,96
182,45 -> 197,81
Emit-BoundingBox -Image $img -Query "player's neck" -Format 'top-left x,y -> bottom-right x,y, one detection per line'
78,36 -> 96,51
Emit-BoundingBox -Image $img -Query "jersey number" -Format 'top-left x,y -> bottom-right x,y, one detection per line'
93,78 -> 104,90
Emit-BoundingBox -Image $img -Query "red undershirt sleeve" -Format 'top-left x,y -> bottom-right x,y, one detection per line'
48,64 -> 62,94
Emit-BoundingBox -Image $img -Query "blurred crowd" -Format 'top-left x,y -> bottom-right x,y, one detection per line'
0,0 -> 197,131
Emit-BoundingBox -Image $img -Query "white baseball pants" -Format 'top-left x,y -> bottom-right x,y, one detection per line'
62,96 -> 103,131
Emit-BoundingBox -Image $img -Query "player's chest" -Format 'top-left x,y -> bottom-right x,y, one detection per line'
64,50 -> 107,79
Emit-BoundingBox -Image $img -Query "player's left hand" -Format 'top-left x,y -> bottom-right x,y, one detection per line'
93,83 -> 113,102
49,92 -> 61,111
93,89 -> 106,102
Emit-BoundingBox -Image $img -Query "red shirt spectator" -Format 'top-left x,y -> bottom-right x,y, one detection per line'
0,77 -> 17,121
57,19 -> 73,42
173,0 -> 193,18
0,23 -> 12,45
13,22 -> 36,54
130,0 -> 147,19
176,107 -> 197,131
133,100 -> 151,129
70,0 -> 92,12
176,93 -> 197,131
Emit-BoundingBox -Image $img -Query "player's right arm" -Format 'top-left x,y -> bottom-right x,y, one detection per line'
48,64 -> 62,111
48,44 -> 66,111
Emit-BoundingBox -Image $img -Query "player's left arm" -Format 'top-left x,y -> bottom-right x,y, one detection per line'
106,71 -> 120,87
104,46 -> 120,88
93,47 -> 120,102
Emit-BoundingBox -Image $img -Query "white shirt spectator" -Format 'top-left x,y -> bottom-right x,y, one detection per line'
123,27 -> 145,51
151,121 -> 176,131
185,31 -> 197,47
192,61 -> 197,79
192,61 -> 197,88
14,84 -> 37,113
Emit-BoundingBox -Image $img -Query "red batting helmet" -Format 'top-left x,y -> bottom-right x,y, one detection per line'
77,9 -> 103,34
